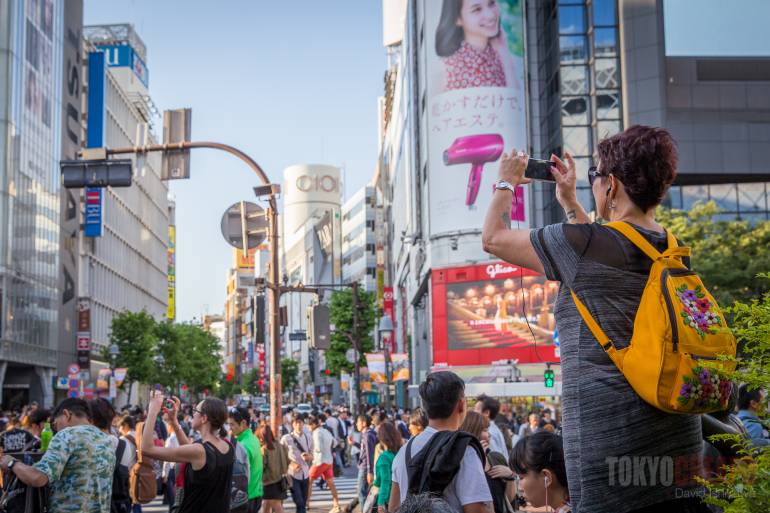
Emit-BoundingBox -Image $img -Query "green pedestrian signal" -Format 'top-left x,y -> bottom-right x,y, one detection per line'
544,368 -> 555,388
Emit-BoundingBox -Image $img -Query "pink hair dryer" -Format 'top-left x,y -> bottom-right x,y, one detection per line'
443,134 -> 504,206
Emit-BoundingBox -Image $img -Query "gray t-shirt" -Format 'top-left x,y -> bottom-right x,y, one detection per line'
530,222 -> 703,513
391,427 -> 492,512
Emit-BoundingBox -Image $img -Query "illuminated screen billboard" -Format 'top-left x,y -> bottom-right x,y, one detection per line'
424,0 -> 529,236
432,262 -> 560,366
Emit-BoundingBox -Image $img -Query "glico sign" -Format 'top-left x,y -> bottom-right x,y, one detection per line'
295,174 -> 338,193
431,262 -> 560,366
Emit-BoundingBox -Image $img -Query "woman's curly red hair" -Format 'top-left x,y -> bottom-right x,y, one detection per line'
597,125 -> 678,212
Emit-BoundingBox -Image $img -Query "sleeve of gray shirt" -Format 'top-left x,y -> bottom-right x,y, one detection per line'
530,223 -> 585,288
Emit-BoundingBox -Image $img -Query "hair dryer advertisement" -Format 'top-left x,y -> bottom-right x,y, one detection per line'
425,0 -> 528,235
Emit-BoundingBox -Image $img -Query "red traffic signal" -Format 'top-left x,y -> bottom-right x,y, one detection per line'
258,379 -> 264,387
324,369 -> 331,375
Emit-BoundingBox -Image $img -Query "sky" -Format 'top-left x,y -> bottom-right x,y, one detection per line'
84,1 -> 386,322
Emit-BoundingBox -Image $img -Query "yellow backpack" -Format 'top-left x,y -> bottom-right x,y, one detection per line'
570,221 -> 737,414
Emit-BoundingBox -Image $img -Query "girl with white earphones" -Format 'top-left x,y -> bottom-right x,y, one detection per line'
510,432 -> 569,513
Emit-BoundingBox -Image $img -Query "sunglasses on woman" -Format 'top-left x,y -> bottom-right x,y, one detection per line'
588,166 -> 609,186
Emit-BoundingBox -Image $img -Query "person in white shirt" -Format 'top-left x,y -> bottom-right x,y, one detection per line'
324,409 -> 345,470
474,395 -> 509,463
389,371 -> 493,513
118,415 -> 138,468
281,414 -> 314,513
306,414 -> 341,513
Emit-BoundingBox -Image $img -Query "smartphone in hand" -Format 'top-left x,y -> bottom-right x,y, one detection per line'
524,158 -> 556,182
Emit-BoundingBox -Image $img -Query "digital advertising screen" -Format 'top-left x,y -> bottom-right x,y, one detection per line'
432,262 -> 560,366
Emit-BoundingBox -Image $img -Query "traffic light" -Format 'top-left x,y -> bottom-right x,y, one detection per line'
324,369 -> 331,375
544,365 -> 555,388
60,159 -> 133,188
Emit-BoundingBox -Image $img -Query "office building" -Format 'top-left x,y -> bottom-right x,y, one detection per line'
341,186 -> 377,292
0,0 -> 73,408
281,164 -> 342,400
78,24 -> 169,381
202,313 -> 226,368
223,248 -> 262,381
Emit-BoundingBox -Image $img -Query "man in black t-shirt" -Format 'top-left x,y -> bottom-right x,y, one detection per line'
0,418 -> 39,453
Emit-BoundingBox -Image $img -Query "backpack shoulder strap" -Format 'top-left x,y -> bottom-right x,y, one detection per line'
404,436 -> 416,468
134,423 -> 144,464
606,221 -> 663,261
570,291 -> 625,369
116,438 -> 127,464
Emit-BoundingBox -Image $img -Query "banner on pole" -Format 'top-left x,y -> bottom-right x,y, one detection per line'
113,368 -> 128,387
391,353 -> 410,382
365,353 -> 386,384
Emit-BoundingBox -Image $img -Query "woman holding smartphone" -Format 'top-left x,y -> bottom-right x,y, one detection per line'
482,126 -> 707,513
140,390 -> 234,513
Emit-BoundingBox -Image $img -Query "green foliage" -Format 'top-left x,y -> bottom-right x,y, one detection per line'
106,311 -> 157,386
699,274 -> 770,512
218,374 -> 242,399
657,202 -> 770,306
326,287 -> 377,377
173,323 -> 222,395
244,369 -> 263,397
281,358 -> 299,393
106,312 -> 222,396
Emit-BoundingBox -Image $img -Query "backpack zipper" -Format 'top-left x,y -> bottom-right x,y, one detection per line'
660,268 -> 695,353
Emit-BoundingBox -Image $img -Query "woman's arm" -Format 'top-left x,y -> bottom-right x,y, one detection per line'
142,391 -> 204,467
550,153 -> 590,224
167,397 -> 191,446
481,150 -> 544,273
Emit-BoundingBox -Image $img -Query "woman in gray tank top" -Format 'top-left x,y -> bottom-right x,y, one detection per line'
482,125 -> 709,513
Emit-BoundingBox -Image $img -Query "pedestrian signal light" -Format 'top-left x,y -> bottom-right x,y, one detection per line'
544,367 -> 555,388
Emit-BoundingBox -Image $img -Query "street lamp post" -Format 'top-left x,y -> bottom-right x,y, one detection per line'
109,343 -> 119,403
378,315 -> 394,411
109,343 -> 119,370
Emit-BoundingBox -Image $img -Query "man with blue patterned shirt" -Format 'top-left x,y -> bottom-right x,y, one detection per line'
0,398 -> 115,513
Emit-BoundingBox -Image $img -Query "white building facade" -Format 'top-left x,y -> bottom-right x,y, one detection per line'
281,164 -> 342,400
80,25 -> 169,372
341,186 -> 377,292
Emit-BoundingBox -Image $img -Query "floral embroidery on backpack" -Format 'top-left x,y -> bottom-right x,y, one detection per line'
676,284 -> 721,338
677,366 -> 732,409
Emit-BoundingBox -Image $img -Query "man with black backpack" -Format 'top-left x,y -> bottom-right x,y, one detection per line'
388,371 -> 492,513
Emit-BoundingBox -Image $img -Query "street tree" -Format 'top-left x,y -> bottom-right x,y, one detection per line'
244,369 -> 263,397
174,323 -> 222,396
658,202 -> 770,306
281,358 -> 299,394
326,287 -> 376,377
106,311 -> 157,391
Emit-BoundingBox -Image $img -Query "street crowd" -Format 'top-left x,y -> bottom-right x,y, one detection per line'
1,124 -> 769,513
0,374 -> 766,513
0,380 -> 571,513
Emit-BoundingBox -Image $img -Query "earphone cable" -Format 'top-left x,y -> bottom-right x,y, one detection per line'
512,183 -> 548,365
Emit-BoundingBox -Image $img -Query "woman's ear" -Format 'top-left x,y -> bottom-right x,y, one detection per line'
542,468 -> 554,487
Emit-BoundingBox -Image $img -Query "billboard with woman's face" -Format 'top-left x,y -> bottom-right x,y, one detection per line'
424,0 -> 528,236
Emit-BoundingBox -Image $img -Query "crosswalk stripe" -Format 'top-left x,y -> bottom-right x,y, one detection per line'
142,476 -> 359,513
